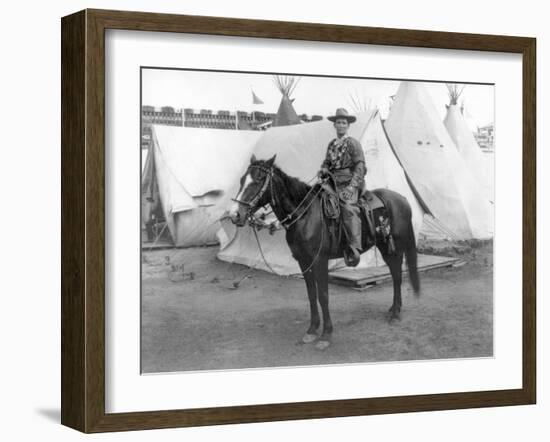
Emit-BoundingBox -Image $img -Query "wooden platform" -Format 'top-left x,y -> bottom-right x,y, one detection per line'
141,241 -> 220,251
328,254 -> 463,289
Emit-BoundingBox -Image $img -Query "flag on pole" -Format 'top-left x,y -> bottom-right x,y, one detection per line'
252,90 -> 264,105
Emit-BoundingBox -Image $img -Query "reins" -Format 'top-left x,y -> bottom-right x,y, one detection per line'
278,185 -> 323,229
250,204 -> 325,277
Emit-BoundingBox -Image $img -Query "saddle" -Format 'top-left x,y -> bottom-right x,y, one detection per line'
319,183 -> 393,252
358,190 -> 386,242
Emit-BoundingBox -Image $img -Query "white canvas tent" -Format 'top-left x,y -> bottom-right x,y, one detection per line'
141,148 -> 149,174
145,125 -> 262,247
217,110 -> 426,275
461,103 -> 480,133
384,81 -> 493,239
443,85 -> 494,202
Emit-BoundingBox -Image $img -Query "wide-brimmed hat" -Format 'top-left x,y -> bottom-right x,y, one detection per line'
327,108 -> 356,123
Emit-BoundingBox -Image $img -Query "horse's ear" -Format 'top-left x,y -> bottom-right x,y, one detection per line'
250,154 -> 257,164
266,154 -> 277,167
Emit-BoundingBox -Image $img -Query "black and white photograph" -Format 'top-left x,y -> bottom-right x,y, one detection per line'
140,68 -> 494,374
1,0 -> 543,437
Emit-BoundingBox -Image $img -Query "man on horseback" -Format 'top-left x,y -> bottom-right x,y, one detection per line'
318,108 -> 366,267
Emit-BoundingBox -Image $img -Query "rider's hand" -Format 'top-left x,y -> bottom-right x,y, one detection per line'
341,186 -> 354,201
317,167 -> 329,179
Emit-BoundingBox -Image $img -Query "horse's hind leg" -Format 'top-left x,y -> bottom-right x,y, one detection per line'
381,249 -> 404,321
299,261 -> 320,343
315,259 -> 333,350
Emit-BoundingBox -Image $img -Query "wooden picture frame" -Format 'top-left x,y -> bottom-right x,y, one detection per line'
61,8 -> 536,433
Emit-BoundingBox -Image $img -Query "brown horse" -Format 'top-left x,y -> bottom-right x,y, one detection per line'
229,154 -> 420,350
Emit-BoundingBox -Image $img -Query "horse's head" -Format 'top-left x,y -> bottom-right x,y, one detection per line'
229,154 -> 277,226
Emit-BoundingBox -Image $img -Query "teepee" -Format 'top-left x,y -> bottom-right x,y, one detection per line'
349,91 -> 373,113
444,84 -> 494,202
272,76 -> 301,127
384,81 -> 493,239
217,110 -> 426,275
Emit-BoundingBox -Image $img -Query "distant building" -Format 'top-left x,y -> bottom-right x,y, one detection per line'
141,106 -> 183,149
474,123 -> 494,152
141,105 -> 324,149
183,109 -> 277,130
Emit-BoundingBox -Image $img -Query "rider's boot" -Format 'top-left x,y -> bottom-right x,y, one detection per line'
343,210 -> 362,267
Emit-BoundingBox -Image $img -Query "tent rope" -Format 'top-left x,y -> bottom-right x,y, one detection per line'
422,215 -> 461,241
144,222 -> 169,252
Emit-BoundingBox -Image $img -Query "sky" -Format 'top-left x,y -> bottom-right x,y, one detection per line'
142,68 -> 494,127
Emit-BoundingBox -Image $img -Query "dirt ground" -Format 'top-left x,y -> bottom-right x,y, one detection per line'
141,239 -> 493,373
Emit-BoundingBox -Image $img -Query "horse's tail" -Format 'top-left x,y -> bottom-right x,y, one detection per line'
405,222 -> 420,296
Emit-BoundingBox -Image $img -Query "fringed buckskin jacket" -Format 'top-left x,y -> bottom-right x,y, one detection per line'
321,135 -> 366,190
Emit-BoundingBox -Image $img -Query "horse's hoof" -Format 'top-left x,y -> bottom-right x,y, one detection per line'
388,313 -> 401,323
302,333 -> 317,344
315,340 -> 331,351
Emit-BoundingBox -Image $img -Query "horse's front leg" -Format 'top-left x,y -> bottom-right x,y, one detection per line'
315,258 -> 332,350
299,260 -> 320,344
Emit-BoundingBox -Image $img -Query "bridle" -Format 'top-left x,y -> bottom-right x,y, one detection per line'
231,164 -> 274,219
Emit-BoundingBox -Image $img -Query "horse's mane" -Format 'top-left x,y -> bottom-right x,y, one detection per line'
272,165 -> 313,205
